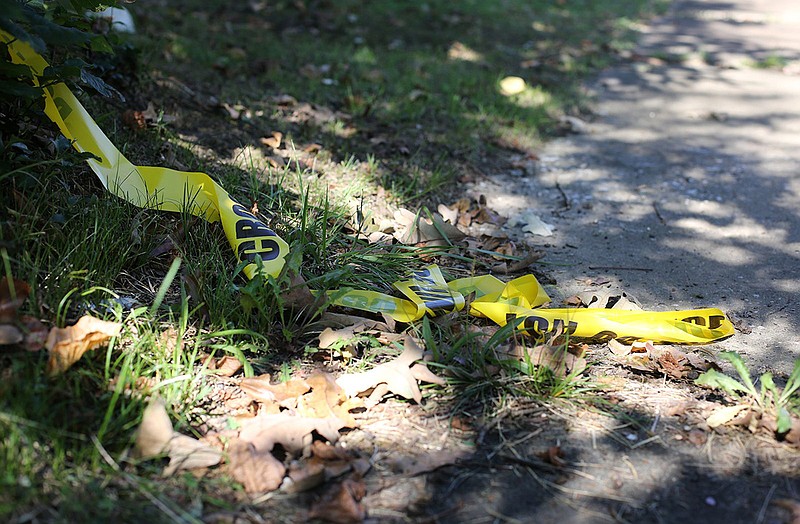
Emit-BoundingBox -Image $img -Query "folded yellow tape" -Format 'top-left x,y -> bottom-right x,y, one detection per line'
2,31 -> 735,344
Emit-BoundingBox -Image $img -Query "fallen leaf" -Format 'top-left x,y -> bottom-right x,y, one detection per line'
308,478 -> 367,524
296,373 -> 362,428
392,448 -> 469,476
335,337 -> 444,403
536,445 -> 566,467
706,404 -> 749,428
283,457 -> 327,493
45,315 -> 122,375
392,208 -> 466,246
228,439 -> 286,493
0,324 -> 23,345
238,412 -> 344,455
508,211 -> 554,237
773,499 -> 800,524
260,131 -> 283,149
240,376 -> 311,405
0,276 -> 31,322
134,399 -> 223,475
502,342 -> 587,378
213,355 -> 243,377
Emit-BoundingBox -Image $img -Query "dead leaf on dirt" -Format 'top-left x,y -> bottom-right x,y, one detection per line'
0,276 -> 31,322
502,342 -> 587,378
296,373 -> 363,428
706,404 -> 749,429
133,399 -> 222,475
238,412 -> 344,455
335,337 -> 445,404
259,131 -> 283,149
392,448 -> 470,476
687,428 -> 708,446
212,355 -> 243,377
392,208 -> 466,246
283,441 -> 365,494
228,439 -> 286,493
308,478 -> 367,524
507,211 -> 554,237
536,445 -> 566,467
774,499 -> 800,524
240,375 -> 311,405
318,319 -> 387,350
45,315 -> 122,375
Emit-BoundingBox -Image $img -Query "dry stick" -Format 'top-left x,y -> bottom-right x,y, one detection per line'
556,181 -> 570,209
653,202 -> 667,225
756,484 -> 777,524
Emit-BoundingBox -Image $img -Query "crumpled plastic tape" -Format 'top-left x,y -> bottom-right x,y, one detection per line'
2,31 -> 735,344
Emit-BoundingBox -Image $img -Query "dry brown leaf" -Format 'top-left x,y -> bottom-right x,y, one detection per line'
283,457 -> 327,493
20,315 -> 48,352
240,375 -> 311,405
259,131 -> 283,149
213,355 -> 243,377
774,499 -> 800,524
657,347 -> 690,379
163,433 -> 223,476
134,399 -> 174,459
393,448 -> 469,476
503,343 -> 586,377
706,404 -> 748,428
228,439 -> 286,493
296,373 -> 361,428
0,324 -> 23,345
308,478 -> 367,524
134,399 -> 222,475
238,413 -> 344,455
45,315 -> 122,375
392,208 -> 466,246
0,277 -> 30,323
335,337 -> 443,403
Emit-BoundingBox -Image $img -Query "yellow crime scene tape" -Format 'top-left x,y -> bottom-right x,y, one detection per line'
2,31 -> 735,344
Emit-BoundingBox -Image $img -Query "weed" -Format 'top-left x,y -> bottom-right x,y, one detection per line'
697,352 -> 800,433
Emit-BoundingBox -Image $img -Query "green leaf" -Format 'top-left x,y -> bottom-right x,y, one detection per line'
777,406 -> 793,434
0,78 -> 42,98
79,68 -> 123,100
760,372 -> 777,397
695,368 -> 749,398
780,358 -> 800,404
27,13 -> 91,48
718,351 -> 759,398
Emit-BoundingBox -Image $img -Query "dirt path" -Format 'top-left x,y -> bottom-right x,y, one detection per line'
471,0 -> 800,375
386,2 -> 800,522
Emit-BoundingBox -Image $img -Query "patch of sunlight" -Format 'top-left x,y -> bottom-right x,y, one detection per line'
672,216 -> 779,241
663,237 -> 757,266
447,41 -> 484,63
352,46 -> 377,65
500,82 -> 553,109
773,279 -> 800,293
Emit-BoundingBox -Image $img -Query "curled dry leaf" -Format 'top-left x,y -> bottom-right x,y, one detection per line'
45,315 -> 122,375
706,404 -> 749,429
134,399 -> 223,475
212,355 -> 243,377
238,412 -> 344,455
502,343 -> 587,377
335,337 -> 445,404
228,439 -> 286,493
240,375 -> 311,405
392,208 -> 466,246
308,478 -> 367,524
297,373 -> 362,428
0,277 -> 31,322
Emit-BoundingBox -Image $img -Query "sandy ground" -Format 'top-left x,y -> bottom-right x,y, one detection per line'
469,0 -> 800,375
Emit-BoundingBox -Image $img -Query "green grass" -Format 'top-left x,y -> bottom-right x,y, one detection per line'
0,0 -> 663,521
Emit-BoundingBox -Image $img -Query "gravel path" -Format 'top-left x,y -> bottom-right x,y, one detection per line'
473,0 -> 800,374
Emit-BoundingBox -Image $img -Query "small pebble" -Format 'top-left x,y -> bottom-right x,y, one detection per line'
705,496 -> 716,506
